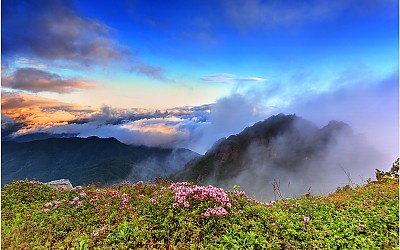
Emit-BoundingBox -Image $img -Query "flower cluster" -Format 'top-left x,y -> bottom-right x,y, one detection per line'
120,193 -> 130,209
203,207 -> 228,217
169,182 -> 230,208
168,182 -> 248,217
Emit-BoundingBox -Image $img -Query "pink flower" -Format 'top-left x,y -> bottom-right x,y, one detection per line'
45,202 -> 52,208
173,203 -> 179,209
237,210 -> 243,214
150,198 -> 158,205
43,208 -> 50,213
303,217 -> 310,223
183,201 -> 189,208
100,225 -> 108,233
358,223 -> 365,229
54,201 -> 61,208
92,230 -> 99,237
80,191 -> 87,196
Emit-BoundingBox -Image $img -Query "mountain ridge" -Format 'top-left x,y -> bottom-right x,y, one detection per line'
174,114 -> 382,198
2,136 -> 199,186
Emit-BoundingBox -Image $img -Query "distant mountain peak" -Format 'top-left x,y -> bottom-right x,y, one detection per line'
174,114 -> 382,199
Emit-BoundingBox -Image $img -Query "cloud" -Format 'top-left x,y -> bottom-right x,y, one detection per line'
1,91 -> 96,134
187,94 -> 273,153
1,98 -> 212,149
131,63 -> 165,81
283,70 -> 399,167
1,114 -> 24,138
2,68 -> 95,93
2,0 -> 165,80
222,0 -> 396,31
2,0 -> 126,65
236,77 -> 267,82
201,73 -> 266,84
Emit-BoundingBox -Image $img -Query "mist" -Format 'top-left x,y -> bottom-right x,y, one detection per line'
187,69 -> 398,200
204,118 -> 386,201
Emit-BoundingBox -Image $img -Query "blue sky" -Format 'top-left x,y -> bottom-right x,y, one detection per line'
1,0 -> 399,158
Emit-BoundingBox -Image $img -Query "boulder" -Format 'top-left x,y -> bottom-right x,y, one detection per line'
46,179 -> 73,190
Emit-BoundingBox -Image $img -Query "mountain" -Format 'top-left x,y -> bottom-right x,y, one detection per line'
174,114 -> 383,199
1,136 -> 199,186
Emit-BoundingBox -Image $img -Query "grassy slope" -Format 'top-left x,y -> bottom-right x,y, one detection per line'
1,178 -> 398,249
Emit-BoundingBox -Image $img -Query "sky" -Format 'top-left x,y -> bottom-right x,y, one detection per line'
1,0 -> 399,164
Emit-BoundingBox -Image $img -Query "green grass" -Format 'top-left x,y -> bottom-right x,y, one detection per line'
2,177 -> 398,249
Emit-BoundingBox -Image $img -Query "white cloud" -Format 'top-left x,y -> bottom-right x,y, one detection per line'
201,73 -> 266,84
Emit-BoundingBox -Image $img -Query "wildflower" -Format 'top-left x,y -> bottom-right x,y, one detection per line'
43,208 -> 50,213
92,230 -> 99,237
100,225 -> 108,233
45,202 -> 52,208
173,203 -> 179,209
303,217 -> 310,223
358,222 -> 365,229
80,191 -> 87,196
271,200 -> 276,205
150,198 -> 158,205
237,209 -> 243,214
183,201 -> 189,208
54,201 -> 61,208
292,202 -> 300,208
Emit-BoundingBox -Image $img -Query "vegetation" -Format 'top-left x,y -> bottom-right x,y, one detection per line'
2,162 -> 399,249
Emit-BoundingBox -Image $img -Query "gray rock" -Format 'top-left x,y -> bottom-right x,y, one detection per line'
46,179 -> 73,190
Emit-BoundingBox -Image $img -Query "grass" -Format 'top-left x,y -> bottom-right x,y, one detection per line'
1,177 -> 399,249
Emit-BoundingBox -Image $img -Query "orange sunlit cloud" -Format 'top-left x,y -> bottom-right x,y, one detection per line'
121,117 -> 184,135
2,91 -> 97,133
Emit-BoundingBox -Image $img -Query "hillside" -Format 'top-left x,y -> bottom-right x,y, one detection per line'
1,174 -> 398,249
1,136 -> 199,186
175,114 -> 383,199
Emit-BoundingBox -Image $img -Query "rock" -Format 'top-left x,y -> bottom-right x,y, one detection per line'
46,179 -> 73,190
